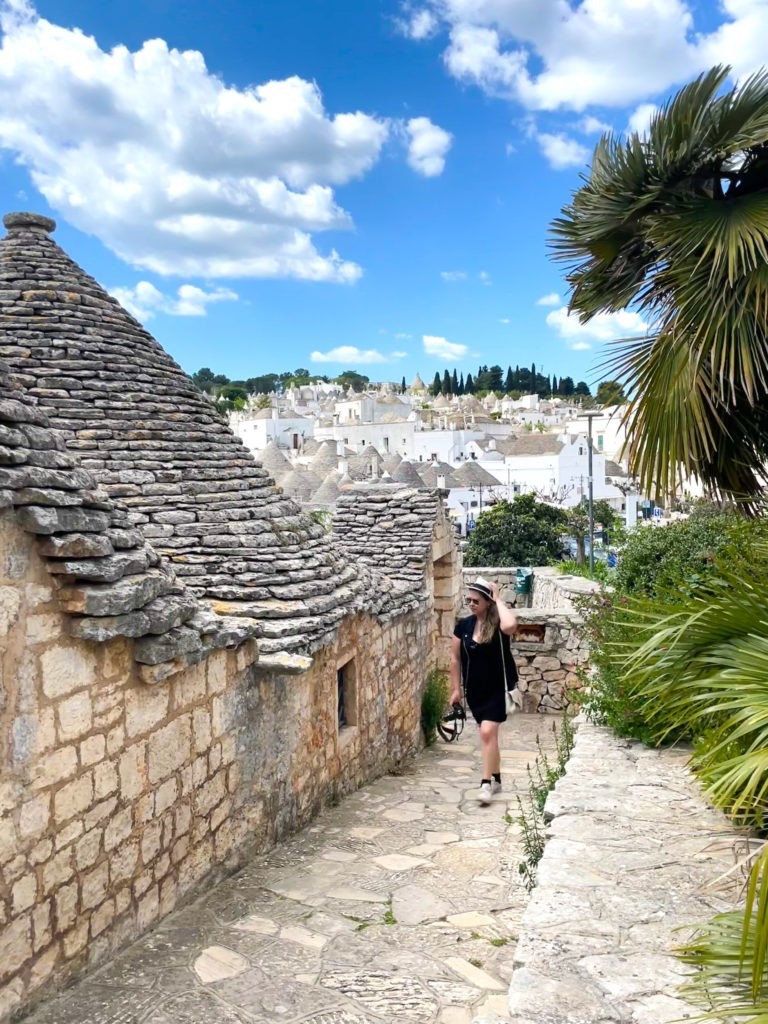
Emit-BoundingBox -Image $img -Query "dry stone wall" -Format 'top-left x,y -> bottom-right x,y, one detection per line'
0,515 -> 429,1020
0,211 -> 462,1022
0,213 -> 368,655
0,357 -> 258,682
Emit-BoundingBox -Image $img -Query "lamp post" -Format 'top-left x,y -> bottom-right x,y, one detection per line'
578,411 -> 602,576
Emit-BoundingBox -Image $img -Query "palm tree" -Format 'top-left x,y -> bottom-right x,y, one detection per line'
553,65 -> 768,1019
551,66 -> 768,508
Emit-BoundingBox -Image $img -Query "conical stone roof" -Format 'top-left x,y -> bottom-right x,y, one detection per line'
392,459 -> 426,488
452,460 -> 500,486
418,462 -> 460,489
382,454 -> 402,474
310,440 -> 339,474
280,467 -> 323,502
254,439 -> 292,480
0,212 -> 366,654
311,470 -> 342,506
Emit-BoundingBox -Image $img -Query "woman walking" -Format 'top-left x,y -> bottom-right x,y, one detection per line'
450,578 -> 518,805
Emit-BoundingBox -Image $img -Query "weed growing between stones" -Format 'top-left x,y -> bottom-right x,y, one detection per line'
512,716 -> 576,891
421,666 -> 450,744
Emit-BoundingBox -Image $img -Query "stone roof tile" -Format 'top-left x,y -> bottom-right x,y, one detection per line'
0,212 -> 371,653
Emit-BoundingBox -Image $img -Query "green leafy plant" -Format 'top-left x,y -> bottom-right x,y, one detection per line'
464,494 -> 568,567
515,718 -> 576,891
421,666 -> 450,744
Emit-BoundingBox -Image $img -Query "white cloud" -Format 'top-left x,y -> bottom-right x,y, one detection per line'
411,1 -> 768,113
310,346 -> 406,364
109,280 -> 237,321
570,340 -> 592,351
397,6 -> 439,40
405,116 -> 453,176
546,306 -> 649,347
579,115 -> 611,134
0,3 -> 395,281
441,270 -> 467,281
536,291 -> 560,307
627,102 -> 658,138
478,270 -> 491,285
395,332 -> 413,339
499,317 -> 510,324
423,334 -> 468,360
537,132 -> 590,170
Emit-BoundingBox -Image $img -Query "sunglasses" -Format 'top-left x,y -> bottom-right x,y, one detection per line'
466,596 -> 483,605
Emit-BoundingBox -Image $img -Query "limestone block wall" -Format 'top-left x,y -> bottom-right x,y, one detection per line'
0,516 -> 428,1020
512,613 -> 589,712
528,566 -> 599,614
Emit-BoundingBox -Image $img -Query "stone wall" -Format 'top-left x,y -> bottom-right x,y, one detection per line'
0,515 -> 429,1021
512,613 -> 588,712
460,567 -> 597,712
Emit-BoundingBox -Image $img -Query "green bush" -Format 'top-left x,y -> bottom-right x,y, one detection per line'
557,558 -> 611,584
464,495 -> 567,567
421,667 -> 449,744
615,504 -> 758,597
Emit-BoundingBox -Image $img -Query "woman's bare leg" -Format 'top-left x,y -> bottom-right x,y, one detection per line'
479,720 -> 501,779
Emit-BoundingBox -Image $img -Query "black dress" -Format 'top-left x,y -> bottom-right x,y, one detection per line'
453,615 -> 518,724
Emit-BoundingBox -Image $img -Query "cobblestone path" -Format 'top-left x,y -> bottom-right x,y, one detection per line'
22,715 -> 559,1024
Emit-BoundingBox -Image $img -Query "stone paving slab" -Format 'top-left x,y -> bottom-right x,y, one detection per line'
506,718 -> 740,1024
20,715 -> 557,1024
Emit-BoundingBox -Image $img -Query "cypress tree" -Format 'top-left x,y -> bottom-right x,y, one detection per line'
442,369 -> 452,394
552,373 -> 558,394
401,375 -> 406,394
458,372 -> 465,395
504,366 -> 514,392
465,372 -> 475,394
451,367 -> 459,393
431,371 -> 442,396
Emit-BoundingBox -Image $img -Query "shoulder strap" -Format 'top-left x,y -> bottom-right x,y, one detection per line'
498,629 -> 508,690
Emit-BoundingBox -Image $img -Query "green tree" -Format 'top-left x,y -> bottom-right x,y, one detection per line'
401,376 -> 406,394
574,380 -> 591,397
458,372 -> 465,395
451,368 -> 459,393
334,370 -> 370,392
560,375 -> 574,397
465,372 -> 475,394
245,373 -> 279,395
486,364 -> 503,392
442,369 -> 452,394
431,371 -> 442,396
192,366 -> 216,392
595,380 -> 626,406
551,65 -> 768,508
551,69 -> 768,1009
504,366 -> 514,392
565,498 -> 619,565
464,495 -> 567,566
475,365 -> 491,391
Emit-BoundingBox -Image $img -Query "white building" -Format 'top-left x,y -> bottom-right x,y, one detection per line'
230,407 -> 314,452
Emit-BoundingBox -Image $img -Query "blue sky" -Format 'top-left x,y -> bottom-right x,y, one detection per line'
0,0 -> 764,387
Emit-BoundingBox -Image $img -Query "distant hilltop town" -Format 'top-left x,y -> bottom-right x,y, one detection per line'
216,373 -> 649,535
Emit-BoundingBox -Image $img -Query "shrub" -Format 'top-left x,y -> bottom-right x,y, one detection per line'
464,495 -> 567,567
615,504 -> 758,597
421,667 -> 449,744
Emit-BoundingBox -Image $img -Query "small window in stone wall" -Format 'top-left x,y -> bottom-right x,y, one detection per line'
337,659 -> 358,730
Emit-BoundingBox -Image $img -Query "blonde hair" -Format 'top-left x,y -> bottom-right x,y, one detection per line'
475,599 -> 499,644
469,577 -> 499,644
